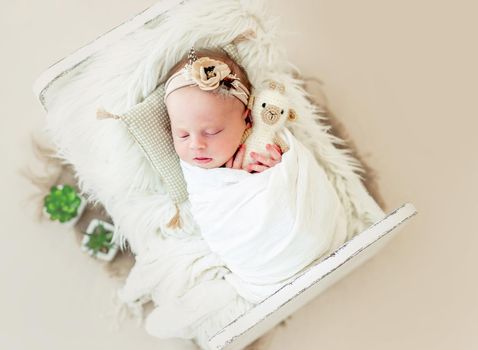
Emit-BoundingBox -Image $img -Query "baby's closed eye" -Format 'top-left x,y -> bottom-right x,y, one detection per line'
205,129 -> 223,136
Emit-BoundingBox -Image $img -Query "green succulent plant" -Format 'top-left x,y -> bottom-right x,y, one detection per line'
85,223 -> 114,255
44,185 -> 83,223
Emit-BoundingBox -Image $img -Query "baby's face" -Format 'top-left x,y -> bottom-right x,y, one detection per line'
166,86 -> 248,169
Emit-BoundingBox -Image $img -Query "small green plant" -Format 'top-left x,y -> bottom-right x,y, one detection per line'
85,223 -> 114,255
44,185 -> 82,223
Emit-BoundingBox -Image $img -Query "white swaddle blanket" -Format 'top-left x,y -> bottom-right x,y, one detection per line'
180,128 -> 348,303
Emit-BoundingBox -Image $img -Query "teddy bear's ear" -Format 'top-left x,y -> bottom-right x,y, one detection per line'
247,95 -> 255,110
277,83 -> 285,94
268,81 -> 285,94
288,108 -> 298,121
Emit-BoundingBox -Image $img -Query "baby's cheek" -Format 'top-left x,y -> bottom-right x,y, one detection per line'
173,141 -> 187,160
172,140 -> 180,154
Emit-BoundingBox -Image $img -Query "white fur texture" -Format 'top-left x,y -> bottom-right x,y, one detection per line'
41,0 -> 385,347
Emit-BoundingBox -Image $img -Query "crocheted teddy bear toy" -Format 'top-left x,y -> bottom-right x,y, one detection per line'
242,81 -> 297,168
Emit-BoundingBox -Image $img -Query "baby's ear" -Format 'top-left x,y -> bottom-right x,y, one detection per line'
288,109 -> 298,121
242,107 -> 250,119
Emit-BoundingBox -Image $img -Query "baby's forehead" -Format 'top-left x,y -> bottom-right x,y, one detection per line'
167,87 -> 243,117
177,86 -> 238,104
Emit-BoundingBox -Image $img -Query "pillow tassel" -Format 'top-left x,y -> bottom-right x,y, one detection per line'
166,203 -> 181,229
96,107 -> 121,120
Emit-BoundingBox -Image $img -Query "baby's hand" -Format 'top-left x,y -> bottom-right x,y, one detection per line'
247,144 -> 282,173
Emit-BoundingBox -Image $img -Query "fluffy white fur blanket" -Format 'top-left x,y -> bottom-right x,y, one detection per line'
181,129 -> 348,304
41,0 -> 385,348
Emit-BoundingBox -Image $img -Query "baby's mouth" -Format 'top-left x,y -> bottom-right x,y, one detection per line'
193,157 -> 212,164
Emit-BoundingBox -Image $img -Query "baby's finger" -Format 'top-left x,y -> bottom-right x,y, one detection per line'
266,144 -> 282,161
248,163 -> 268,173
233,144 -> 246,169
225,157 -> 233,168
250,151 -> 274,167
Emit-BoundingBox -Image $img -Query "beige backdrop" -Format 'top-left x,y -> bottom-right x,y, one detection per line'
1,0 -> 476,349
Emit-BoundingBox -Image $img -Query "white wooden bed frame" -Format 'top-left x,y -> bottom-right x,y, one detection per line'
209,203 -> 416,350
33,2 -> 417,348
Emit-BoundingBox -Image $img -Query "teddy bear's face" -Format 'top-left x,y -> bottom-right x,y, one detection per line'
251,89 -> 289,131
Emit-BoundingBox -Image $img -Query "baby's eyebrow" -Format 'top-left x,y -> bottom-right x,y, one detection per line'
172,128 -> 189,135
204,125 -> 223,130
171,124 -> 188,131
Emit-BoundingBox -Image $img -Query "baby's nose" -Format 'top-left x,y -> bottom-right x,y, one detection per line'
189,135 -> 207,149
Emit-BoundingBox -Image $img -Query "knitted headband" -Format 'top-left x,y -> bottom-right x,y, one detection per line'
164,48 -> 250,106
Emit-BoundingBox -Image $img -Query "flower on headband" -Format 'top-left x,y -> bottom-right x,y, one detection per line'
190,57 -> 232,91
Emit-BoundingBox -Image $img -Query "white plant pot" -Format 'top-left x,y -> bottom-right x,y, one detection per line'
81,219 -> 119,262
43,185 -> 87,228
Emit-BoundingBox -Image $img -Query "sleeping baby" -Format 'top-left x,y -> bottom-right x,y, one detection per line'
164,47 -> 281,173
164,48 -> 348,303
